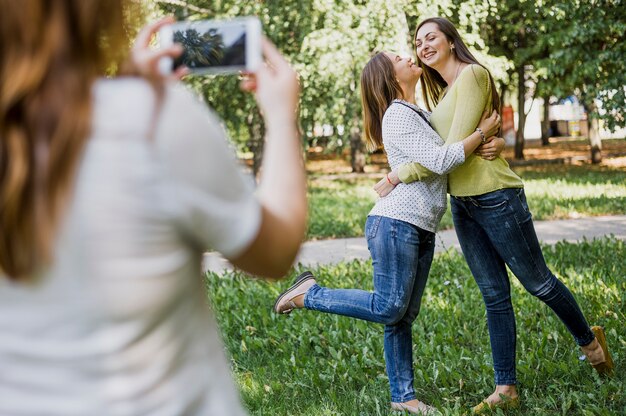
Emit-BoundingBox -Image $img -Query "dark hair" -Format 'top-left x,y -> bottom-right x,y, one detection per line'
414,17 -> 500,113
360,53 -> 404,151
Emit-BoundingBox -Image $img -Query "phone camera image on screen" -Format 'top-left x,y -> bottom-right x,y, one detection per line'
173,23 -> 246,71
158,17 -> 261,76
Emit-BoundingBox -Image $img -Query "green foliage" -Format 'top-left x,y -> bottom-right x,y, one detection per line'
536,0 -> 626,130
307,177 -> 377,239
306,165 -> 626,239
206,237 -> 626,415
154,0 -> 416,156
516,164 -> 626,220
151,0 -> 625,156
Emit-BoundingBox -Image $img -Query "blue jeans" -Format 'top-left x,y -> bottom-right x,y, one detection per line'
451,188 -> 595,385
304,215 -> 436,403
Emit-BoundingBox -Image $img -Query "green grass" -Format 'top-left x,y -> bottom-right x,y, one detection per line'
207,237 -> 625,415
307,164 -> 626,239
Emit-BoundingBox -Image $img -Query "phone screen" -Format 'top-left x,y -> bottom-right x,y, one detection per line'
172,21 -> 247,72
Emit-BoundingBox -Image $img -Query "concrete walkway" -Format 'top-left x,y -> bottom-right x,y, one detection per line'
203,215 -> 626,274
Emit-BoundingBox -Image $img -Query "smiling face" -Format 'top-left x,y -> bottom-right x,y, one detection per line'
414,22 -> 453,69
383,52 -> 422,84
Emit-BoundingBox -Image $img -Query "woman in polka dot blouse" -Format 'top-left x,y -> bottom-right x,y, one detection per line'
273,51 -> 500,415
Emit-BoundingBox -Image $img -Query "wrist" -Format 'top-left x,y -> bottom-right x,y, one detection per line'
475,127 -> 486,144
386,172 -> 399,186
265,118 -> 299,136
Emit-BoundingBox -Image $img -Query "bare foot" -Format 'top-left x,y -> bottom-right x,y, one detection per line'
472,386 -> 519,414
484,385 -> 518,405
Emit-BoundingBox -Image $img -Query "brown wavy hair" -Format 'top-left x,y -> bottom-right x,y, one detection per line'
414,17 -> 500,114
361,53 -> 404,152
0,0 -> 135,280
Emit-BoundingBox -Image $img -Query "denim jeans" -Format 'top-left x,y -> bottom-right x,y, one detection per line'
304,215 -> 436,403
451,188 -> 595,385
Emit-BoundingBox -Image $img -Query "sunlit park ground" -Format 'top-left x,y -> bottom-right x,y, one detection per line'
206,138 -> 626,415
306,138 -> 626,240
209,238 -> 625,415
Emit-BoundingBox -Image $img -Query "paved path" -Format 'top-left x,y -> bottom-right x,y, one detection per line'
203,215 -> 626,273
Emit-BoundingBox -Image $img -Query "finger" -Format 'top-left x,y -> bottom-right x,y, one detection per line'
171,66 -> 189,80
135,16 -> 176,49
239,78 -> 258,93
148,44 -> 183,61
481,109 -> 490,120
239,72 -> 256,83
261,37 -> 289,70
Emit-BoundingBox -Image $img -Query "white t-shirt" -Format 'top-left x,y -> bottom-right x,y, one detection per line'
0,79 -> 261,415
369,100 -> 465,232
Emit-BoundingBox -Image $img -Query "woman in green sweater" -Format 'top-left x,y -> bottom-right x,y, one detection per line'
376,17 -> 613,414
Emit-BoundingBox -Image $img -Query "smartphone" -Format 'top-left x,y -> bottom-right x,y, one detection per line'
159,17 -> 262,75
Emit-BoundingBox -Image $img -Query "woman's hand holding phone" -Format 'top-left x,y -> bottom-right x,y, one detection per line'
125,17 -> 188,80
240,37 -> 299,129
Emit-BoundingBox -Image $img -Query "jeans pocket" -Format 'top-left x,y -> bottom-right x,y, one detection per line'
365,215 -> 382,241
473,190 -> 509,209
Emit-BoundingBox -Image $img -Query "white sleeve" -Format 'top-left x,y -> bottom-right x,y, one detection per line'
382,105 -> 465,175
154,85 -> 261,259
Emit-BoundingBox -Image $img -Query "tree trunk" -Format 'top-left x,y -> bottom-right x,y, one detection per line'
514,64 -> 526,159
541,94 -> 551,146
499,80 -> 508,108
246,109 -> 265,177
349,118 -> 365,173
584,100 -> 602,164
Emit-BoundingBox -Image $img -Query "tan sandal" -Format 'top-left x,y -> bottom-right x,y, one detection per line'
585,326 -> 614,375
273,271 -> 316,314
391,400 -> 439,415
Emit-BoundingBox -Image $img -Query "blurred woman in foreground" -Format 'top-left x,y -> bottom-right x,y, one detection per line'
0,1 -> 305,414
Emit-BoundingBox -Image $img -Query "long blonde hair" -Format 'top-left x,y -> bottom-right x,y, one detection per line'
361,53 -> 404,152
0,0 -> 134,280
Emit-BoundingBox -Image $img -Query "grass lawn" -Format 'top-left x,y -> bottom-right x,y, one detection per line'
207,237 -> 625,415
307,164 -> 626,240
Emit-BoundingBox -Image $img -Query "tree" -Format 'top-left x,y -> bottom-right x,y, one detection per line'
537,0 -> 626,163
155,0 -> 320,175
155,0 -> 421,173
297,0 -> 414,172
472,0 -> 556,159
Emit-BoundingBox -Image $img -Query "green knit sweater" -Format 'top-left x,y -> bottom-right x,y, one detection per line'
398,64 -> 523,196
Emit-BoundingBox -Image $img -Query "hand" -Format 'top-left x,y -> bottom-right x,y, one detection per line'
123,16 -> 188,80
477,110 -> 501,139
474,136 -> 505,160
373,171 -> 399,197
240,37 -> 300,128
